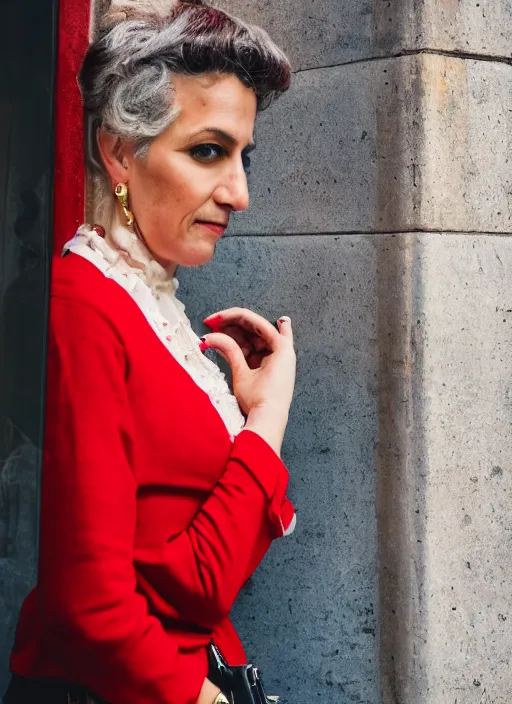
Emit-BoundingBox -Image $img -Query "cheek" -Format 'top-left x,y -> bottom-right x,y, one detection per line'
138,163 -> 206,221
141,165 -> 182,211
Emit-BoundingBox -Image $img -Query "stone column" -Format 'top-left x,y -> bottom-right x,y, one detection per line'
179,2 -> 512,702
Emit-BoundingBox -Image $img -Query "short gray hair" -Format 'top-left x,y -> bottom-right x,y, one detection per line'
80,1 -> 291,169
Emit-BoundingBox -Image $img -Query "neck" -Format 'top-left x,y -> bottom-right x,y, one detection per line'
107,210 -> 179,280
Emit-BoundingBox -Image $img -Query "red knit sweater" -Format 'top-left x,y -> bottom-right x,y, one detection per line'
10,253 -> 295,704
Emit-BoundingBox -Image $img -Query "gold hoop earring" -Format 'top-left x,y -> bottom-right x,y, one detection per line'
114,183 -> 134,227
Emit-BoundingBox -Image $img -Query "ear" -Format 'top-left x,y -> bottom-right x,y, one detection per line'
96,128 -> 134,187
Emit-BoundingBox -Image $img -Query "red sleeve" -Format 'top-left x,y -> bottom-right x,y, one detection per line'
39,298 -> 294,703
136,429 -> 293,629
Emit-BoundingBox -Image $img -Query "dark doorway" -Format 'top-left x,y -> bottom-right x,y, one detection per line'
0,0 -> 58,690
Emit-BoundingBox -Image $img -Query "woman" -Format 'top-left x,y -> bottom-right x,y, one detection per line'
4,2 -> 296,704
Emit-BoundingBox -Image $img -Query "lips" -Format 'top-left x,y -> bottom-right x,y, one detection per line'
195,220 -> 228,236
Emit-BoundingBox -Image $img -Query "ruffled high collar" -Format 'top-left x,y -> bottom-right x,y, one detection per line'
103,220 -> 179,293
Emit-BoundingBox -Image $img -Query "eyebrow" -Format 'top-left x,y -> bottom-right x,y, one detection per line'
186,127 -> 256,151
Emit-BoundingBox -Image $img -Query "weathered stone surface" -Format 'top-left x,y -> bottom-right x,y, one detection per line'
215,0 -> 512,72
179,234 -> 381,703
378,233 -> 512,703
229,57 -> 415,236
421,1 -> 512,61
419,56 -> 512,233
214,0 -> 410,71
227,54 -> 511,237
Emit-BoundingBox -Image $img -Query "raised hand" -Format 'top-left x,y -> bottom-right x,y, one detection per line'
202,308 -> 296,455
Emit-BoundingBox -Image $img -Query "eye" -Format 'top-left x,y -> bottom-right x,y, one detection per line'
189,142 -> 252,176
190,143 -> 226,162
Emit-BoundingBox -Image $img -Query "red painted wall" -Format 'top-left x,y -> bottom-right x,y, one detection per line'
53,0 -> 91,251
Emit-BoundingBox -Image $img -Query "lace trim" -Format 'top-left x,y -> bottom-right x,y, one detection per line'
63,224 -> 245,440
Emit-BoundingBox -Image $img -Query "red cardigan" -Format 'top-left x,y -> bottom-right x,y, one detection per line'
10,253 -> 295,704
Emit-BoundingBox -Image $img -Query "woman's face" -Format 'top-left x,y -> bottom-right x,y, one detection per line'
101,73 -> 257,270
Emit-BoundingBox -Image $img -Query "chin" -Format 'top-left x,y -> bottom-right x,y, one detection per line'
177,243 -> 218,268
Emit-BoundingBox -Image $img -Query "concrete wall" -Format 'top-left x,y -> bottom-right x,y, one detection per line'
181,235 -> 381,702
178,1 -> 512,702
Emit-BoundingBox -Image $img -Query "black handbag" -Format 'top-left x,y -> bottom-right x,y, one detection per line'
207,643 -> 280,704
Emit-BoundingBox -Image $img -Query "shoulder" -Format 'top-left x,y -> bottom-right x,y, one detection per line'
50,253 -> 137,333
52,253 -> 128,312
48,255 -> 132,378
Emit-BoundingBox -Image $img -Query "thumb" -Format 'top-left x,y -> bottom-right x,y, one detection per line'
201,332 -> 249,375
276,315 -> 294,345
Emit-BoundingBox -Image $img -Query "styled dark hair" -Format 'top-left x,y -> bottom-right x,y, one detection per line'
79,0 -> 291,167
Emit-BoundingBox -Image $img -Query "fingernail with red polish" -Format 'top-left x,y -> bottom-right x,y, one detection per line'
203,314 -> 222,331
199,337 -> 209,353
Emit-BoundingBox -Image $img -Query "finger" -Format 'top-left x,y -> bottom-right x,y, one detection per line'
204,308 -> 280,350
276,315 -> 294,345
200,332 -> 249,375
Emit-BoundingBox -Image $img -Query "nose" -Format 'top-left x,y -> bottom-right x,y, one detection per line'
214,161 -> 250,213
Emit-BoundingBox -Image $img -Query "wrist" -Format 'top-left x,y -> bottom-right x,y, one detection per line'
245,406 -> 289,457
247,403 -> 289,427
